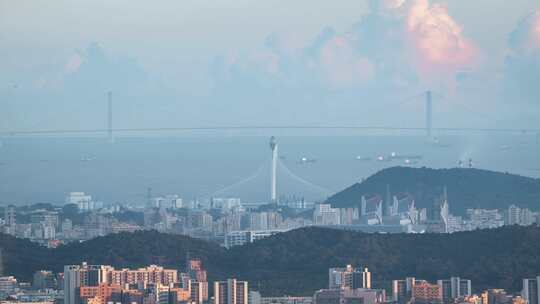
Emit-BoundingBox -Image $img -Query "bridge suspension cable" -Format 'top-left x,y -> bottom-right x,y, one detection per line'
1,90 -> 538,136
1,125 -> 538,135
205,159 -> 269,199
277,159 -> 334,196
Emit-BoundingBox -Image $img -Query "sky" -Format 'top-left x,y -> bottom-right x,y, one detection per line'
1,0 -> 539,133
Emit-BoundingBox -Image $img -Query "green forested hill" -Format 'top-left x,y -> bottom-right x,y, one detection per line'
327,167 -> 540,214
2,226 -> 540,296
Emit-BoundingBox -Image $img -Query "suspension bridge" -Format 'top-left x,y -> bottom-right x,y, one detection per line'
0,91 -> 539,139
1,90 -> 539,203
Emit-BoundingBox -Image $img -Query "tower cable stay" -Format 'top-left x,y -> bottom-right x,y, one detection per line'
431,92 -> 499,123
277,159 -> 334,197
352,92 -> 426,116
204,159 -> 269,199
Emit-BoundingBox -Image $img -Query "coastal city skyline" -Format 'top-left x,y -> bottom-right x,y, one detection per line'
1,1 -> 540,304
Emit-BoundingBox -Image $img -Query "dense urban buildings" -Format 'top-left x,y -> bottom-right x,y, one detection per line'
313,288 -> 385,304
2,184 -> 539,248
0,260 -> 537,304
60,260 -> 210,304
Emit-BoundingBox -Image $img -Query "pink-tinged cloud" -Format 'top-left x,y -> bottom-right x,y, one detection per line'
318,36 -> 375,88
65,54 -> 83,74
382,0 -> 406,9
525,11 -> 540,49
406,0 -> 477,73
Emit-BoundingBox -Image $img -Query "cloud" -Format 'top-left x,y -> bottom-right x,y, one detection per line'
65,53 -> 83,74
211,0 -> 478,94
504,10 -> 540,104
405,0 -> 477,74
509,10 -> 540,51
212,28 -> 377,91
369,0 -> 406,12
315,36 -> 375,88
65,43 -> 147,94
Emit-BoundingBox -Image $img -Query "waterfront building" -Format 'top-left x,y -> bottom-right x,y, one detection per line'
437,277 -> 472,303
522,276 -> 540,304
314,288 -> 385,304
412,282 -> 442,304
328,265 -> 371,290
214,279 -> 248,304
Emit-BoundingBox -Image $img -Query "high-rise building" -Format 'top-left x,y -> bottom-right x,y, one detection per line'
260,296 -> 313,304
110,288 -> 145,304
313,204 -> 340,226
427,189 -> 449,233
0,276 -> 17,296
360,195 -> 383,225
328,265 -> 371,290
412,282 -> 442,304
437,277 -> 471,303
465,209 -> 504,230
65,192 -> 101,212
79,283 -> 122,304
33,270 -> 56,290
520,208 -> 536,226
507,205 -> 521,225
152,195 -> 184,209
392,279 -> 407,301
392,277 -> 416,303
225,230 -> 285,248
214,279 -> 248,304
482,289 -> 525,304
107,265 -> 178,286
190,280 -> 208,304
361,268 -> 372,290
211,198 -> 242,211
64,263 -> 113,304
3,205 -> 16,235
249,291 -> 262,304
522,276 -> 540,304
187,258 -> 207,282
162,286 -> 191,304
186,258 -> 208,302
64,263 -> 180,304
314,288 -> 385,304
30,211 -> 59,228
338,208 -> 359,226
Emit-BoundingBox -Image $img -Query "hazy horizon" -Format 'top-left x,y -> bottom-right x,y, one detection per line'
1,0 -> 540,134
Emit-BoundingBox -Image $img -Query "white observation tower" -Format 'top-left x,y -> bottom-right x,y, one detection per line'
270,136 -> 278,203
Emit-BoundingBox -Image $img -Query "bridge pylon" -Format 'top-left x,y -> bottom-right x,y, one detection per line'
107,91 -> 114,143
